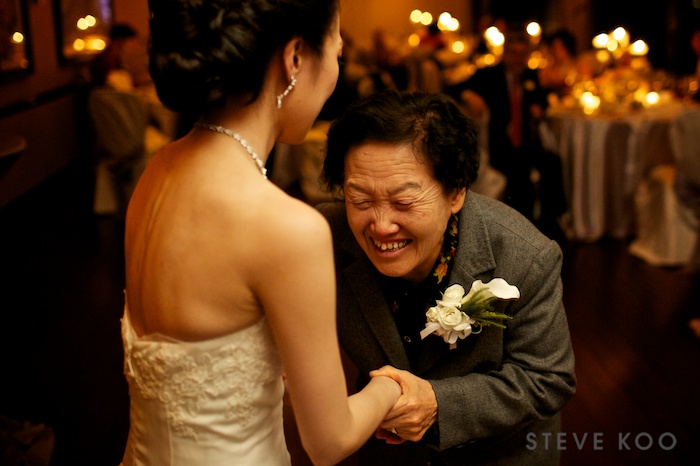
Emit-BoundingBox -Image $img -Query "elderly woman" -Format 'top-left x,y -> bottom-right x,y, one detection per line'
318,90 -> 576,466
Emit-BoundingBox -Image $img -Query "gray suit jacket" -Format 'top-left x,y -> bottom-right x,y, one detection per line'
318,192 -> 576,465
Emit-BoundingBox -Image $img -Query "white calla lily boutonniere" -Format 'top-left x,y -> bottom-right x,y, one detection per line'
420,278 -> 520,349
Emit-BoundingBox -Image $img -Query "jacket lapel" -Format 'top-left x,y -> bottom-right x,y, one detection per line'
341,229 -> 411,369
413,193 -> 497,374
338,193 -> 497,374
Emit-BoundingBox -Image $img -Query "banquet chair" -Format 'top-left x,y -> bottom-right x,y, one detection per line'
628,112 -> 699,266
405,46 -> 444,94
88,86 -> 170,215
671,108 -> 700,268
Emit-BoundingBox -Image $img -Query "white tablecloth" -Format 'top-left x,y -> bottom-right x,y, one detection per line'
540,101 -> 696,242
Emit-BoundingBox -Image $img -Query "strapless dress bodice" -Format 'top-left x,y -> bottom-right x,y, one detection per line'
120,307 -> 291,465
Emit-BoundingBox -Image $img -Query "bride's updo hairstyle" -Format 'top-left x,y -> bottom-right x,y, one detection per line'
148,0 -> 339,113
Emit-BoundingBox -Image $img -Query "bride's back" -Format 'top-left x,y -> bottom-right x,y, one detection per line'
124,133 -> 306,341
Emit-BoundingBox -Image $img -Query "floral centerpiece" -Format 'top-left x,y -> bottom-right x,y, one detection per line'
420,279 -> 519,349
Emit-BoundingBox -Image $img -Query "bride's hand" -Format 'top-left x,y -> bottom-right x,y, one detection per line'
369,366 -> 438,442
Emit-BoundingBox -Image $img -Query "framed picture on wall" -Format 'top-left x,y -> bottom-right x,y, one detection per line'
0,0 -> 32,79
53,0 -> 113,63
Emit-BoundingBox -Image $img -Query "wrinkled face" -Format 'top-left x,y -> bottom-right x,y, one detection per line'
344,143 -> 465,284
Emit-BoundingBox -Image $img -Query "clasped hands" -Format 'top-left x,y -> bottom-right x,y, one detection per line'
370,366 -> 438,444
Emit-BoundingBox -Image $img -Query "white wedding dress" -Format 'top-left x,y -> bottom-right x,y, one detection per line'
120,307 -> 291,465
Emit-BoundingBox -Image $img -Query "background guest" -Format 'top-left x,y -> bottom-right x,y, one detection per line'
446,27 -> 567,241
539,28 -> 590,97
89,23 -> 139,90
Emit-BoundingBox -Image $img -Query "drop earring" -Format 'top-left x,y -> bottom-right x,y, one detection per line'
276,75 -> 297,109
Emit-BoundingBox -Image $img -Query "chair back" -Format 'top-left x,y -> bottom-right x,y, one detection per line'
88,86 -> 147,162
672,108 -> 700,188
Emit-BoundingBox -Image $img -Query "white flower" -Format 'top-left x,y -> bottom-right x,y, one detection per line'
461,278 -> 520,304
426,306 -> 439,321
437,284 -> 466,306
420,278 -> 519,349
435,305 -> 472,332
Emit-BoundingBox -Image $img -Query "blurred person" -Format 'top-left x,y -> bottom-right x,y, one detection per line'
372,29 -> 408,90
446,28 -> 567,241
120,1 -> 401,464
318,90 -> 576,466
673,25 -> 700,101
539,28 -> 590,97
673,24 -> 700,77
90,23 -> 139,90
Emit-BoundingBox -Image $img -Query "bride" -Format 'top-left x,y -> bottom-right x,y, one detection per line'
120,0 -> 401,464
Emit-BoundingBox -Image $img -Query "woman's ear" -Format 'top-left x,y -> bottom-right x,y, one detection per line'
281,37 -> 304,80
450,188 -> 467,214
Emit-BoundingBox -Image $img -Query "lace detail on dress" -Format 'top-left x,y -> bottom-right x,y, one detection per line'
122,316 -> 283,440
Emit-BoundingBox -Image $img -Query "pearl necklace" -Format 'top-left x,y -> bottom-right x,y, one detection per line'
195,122 -> 268,179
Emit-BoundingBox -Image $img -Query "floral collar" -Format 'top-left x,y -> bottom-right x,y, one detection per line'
431,214 -> 459,286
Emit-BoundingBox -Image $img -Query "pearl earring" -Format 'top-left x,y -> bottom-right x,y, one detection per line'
276,75 -> 297,109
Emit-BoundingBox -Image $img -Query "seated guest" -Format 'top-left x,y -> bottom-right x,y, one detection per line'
446,28 -> 566,240
539,28 -> 591,97
90,23 -> 139,90
318,90 -> 576,466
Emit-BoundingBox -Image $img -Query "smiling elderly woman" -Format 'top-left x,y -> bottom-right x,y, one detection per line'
317,90 -> 576,466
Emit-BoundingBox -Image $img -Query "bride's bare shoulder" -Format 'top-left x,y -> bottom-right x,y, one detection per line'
257,188 -> 331,239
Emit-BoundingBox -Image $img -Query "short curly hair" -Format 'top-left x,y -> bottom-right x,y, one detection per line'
148,0 -> 339,113
322,90 -> 481,194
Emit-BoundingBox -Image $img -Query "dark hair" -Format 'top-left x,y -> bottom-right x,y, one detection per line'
148,0 -> 339,113
547,29 -> 577,56
109,23 -> 137,41
323,90 -> 480,194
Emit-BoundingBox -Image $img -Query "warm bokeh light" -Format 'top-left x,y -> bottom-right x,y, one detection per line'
528,57 -> 539,69
87,37 -> 107,51
85,15 -> 97,27
580,91 -> 601,114
408,33 -> 420,47
592,33 -> 609,49
73,38 -> 86,51
420,12 -> 433,26
410,9 -> 422,24
12,32 -> 24,43
645,91 -> 660,105
484,26 -> 504,48
482,54 -> 496,66
77,18 -> 89,30
526,22 -> 541,37
612,27 -> 628,42
484,26 -> 500,41
438,12 -> 452,27
451,40 -> 465,54
447,18 -> 460,32
630,39 -> 649,56
595,49 -> 611,62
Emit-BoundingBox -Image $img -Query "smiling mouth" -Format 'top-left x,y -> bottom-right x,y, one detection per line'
372,238 -> 411,252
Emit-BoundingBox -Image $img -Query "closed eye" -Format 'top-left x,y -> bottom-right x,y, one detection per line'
392,201 -> 413,210
350,200 -> 372,209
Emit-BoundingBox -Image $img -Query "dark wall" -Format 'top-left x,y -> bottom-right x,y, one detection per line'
589,0 -> 700,72
0,0 -> 149,208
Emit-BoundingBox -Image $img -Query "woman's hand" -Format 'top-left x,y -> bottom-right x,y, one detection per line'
370,366 -> 438,442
